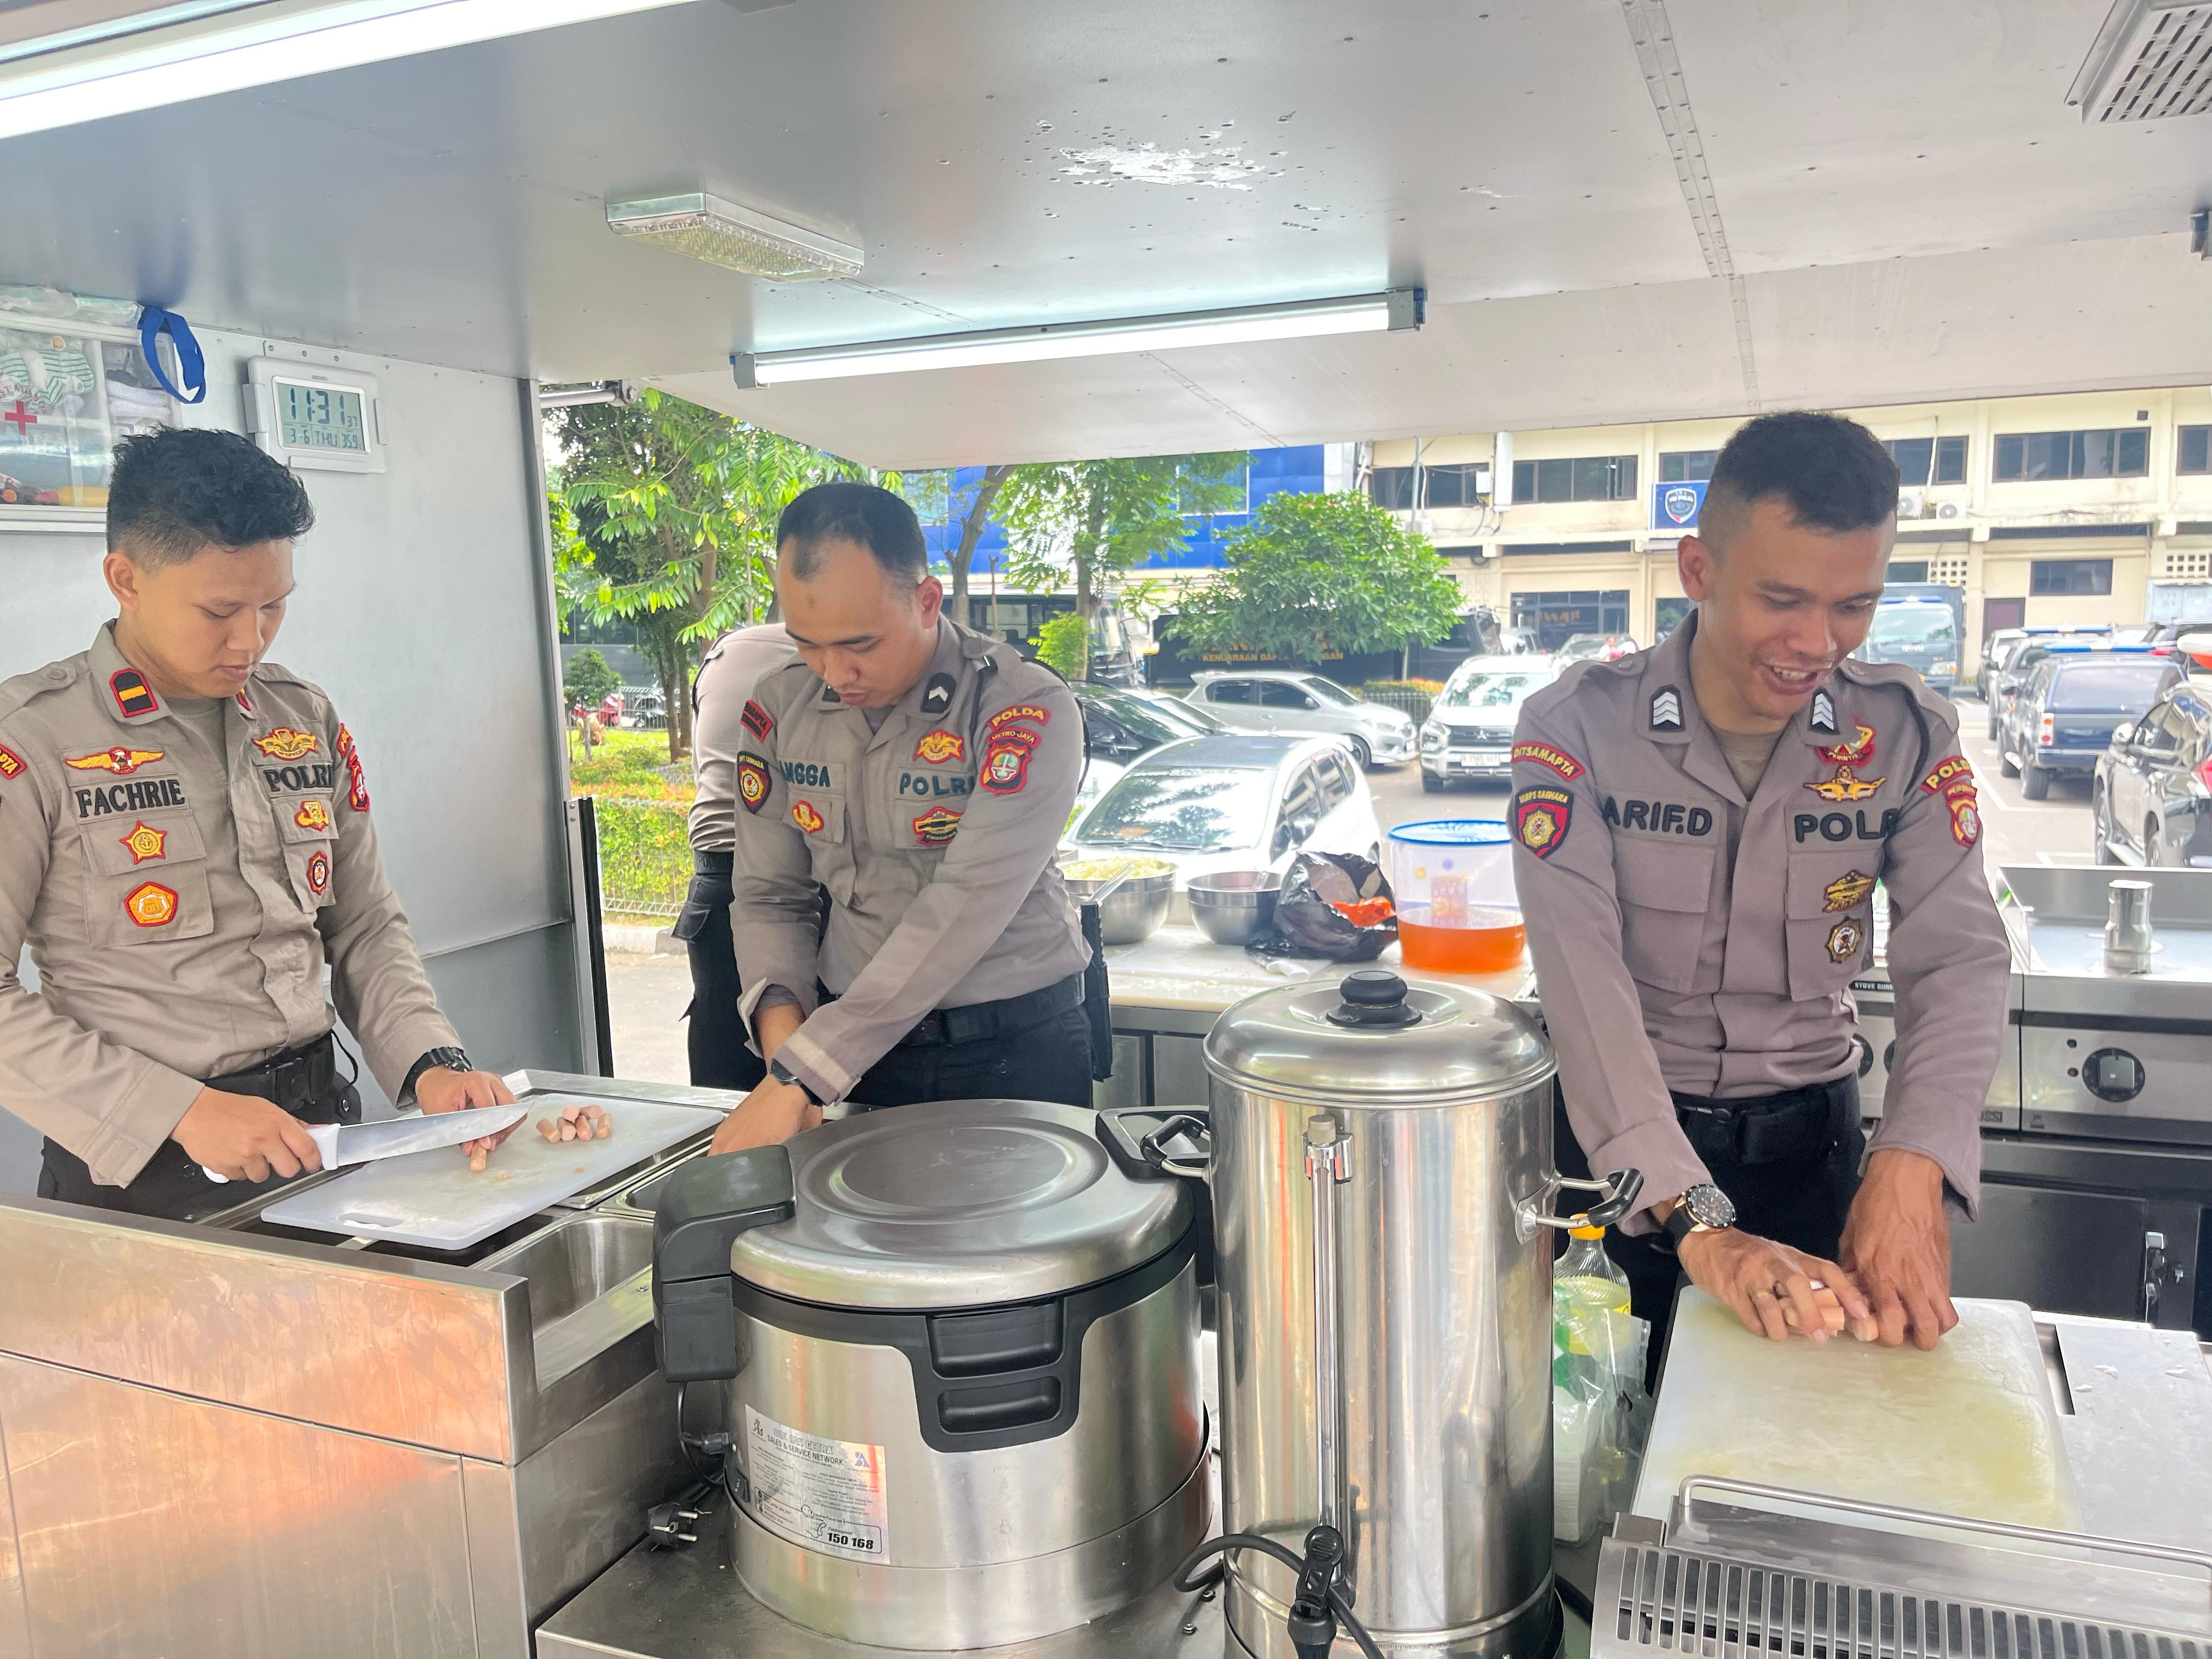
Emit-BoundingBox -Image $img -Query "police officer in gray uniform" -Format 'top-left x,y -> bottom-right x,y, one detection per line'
1511,413 -> 2010,1354
710,483 -> 1093,1154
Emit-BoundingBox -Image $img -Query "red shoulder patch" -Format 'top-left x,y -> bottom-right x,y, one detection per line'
0,746 -> 22,780
1510,742 -> 1584,781
1514,787 -> 1573,859
1920,755 -> 1975,795
986,703 -> 1051,732
741,699 -> 773,741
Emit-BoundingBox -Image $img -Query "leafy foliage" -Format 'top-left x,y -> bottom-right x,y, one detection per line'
1173,492 -> 1462,666
1030,612 -> 1090,679
562,647 -> 622,708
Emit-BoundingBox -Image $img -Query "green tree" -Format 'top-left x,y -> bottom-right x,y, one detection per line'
994,453 -> 1248,674
1030,613 -> 1090,679
1172,491 -> 1462,670
562,647 -> 622,709
945,464 -> 1014,603
551,391 -> 874,758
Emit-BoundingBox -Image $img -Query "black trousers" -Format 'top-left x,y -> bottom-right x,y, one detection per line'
847,1003 -> 1096,1113
38,1032 -> 361,1222
1555,1074 -> 1864,1388
675,869 -> 768,1094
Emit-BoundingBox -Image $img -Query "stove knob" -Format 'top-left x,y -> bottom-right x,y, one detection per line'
2083,1048 -> 2146,1104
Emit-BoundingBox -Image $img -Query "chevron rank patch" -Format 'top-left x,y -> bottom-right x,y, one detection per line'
1510,742 -> 1584,781
1649,686 -> 1684,732
1809,690 -> 1838,734
919,674 -> 957,717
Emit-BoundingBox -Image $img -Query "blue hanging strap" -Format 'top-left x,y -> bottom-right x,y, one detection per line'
138,307 -> 207,404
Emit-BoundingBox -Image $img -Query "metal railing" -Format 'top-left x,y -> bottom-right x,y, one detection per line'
1362,687 -> 1435,723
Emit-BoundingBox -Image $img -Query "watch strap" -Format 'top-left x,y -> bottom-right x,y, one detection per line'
768,1057 -> 820,1106
401,1046 -> 471,1104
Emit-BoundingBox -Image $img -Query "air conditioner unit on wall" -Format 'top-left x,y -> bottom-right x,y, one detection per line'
1937,501 -> 1962,520
1898,492 -> 1926,518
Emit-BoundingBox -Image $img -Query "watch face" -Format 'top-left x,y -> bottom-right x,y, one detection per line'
1686,1183 -> 1736,1230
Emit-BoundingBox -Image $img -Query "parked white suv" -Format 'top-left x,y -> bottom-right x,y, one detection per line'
1183,671 -> 1415,769
1419,656 -> 1564,791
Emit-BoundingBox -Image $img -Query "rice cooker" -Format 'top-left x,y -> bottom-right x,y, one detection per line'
651,1098 -> 1208,1651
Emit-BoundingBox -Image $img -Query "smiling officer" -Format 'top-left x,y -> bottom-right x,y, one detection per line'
708,482 -> 1093,1154
1511,411 -> 2009,1355
0,428 -> 516,1217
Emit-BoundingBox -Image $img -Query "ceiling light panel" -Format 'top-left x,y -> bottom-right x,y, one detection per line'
2070,0 -> 2212,122
605,192 -> 862,282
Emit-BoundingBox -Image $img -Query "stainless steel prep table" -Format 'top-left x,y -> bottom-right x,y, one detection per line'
0,1071 -> 737,1659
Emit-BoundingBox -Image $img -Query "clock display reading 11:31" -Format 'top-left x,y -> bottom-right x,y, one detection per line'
276,379 -> 367,453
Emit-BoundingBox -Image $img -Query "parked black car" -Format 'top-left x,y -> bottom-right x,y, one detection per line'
1999,649 -> 2182,800
2092,683 -> 2212,867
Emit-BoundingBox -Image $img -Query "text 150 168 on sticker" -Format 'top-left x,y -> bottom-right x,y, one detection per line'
743,1405 -> 891,1563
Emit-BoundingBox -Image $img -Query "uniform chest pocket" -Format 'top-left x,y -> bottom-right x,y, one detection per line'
1784,853 -> 1881,1001
786,786 -> 854,901
269,791 -> 340,912
78,808 -> 215,946
1613,840 -> 1717,995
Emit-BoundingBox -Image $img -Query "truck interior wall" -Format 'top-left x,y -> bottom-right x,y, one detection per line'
0,327 -> 583,1193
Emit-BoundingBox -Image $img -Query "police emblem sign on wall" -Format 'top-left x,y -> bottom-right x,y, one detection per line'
1651,480 -> 1708,531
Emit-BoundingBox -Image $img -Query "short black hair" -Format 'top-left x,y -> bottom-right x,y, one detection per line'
775,481 -> 927,584
108,428 -> 315,568
1701,410 -> 1898,549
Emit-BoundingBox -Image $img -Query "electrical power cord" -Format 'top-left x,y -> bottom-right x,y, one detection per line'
1172,1526 -> 1385,1659
650,1381 -> 748,1550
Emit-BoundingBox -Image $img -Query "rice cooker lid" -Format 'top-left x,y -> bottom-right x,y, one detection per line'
728,1098 -> 1191,1310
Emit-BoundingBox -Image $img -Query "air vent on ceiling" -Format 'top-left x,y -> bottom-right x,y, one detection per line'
2069,1 -> 2212,122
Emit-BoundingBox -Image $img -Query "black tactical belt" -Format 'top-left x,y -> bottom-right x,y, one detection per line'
206,1031 -> 356,1123
692,849 -> 735,879
885,971 -> 1087,1049
1670,1077 -> 1849,1167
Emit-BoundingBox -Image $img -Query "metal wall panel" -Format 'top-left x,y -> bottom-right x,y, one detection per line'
0,326 -> 580,1189
0,1356 -> 476,1658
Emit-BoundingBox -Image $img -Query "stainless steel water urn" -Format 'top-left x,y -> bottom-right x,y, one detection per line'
1109,970 -> 1636,1659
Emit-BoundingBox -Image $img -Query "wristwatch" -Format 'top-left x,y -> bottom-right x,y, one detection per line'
768,1056 -> 821,1106
1661,1181 -> 1736,1246
401,1046 -> 472,1105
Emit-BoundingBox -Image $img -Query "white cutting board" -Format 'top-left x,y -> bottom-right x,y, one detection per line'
260,1094 -> 725,1250
1635,1289 -> 2081,1534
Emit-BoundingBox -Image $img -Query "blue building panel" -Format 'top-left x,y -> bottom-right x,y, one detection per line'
921,444 -> 1327,576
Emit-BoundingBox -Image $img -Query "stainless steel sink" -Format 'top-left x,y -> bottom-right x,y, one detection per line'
478,1212 -> 657,1384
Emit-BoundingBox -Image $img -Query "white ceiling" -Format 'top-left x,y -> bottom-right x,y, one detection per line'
2,0 -> 2208,466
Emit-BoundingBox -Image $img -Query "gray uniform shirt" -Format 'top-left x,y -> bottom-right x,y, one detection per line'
730,619 -> 1090,1102
689,624 -> 798,855
0,624 -> 459,1187
1510,613 -> 2009,1231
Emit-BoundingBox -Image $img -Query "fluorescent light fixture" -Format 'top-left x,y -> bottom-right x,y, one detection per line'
731,289 -> 1424,387
0,0 -> 699,142
607,192 -> 863,283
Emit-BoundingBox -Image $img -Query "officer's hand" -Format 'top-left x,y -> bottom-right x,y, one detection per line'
1838,1149 -> 1958,1351
415,1068 -> 522,1159
172,1087 -> 325,1184
710,1079 -> 822,1156
1675,1226 -> 1876,1345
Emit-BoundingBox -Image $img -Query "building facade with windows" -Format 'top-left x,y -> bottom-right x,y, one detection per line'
1370,387 -> 2212,663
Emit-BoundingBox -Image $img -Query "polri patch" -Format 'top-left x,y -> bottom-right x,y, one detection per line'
1822,870 -> 1875,912
252,727 -> 319,760
914,729 -> 964,764
912,806 -> 963,846
1825,917 -> 1866,963
981,740 -> 1031,795
1804,765 -> 1884,803
1815,722 -> 1876,766
119,821 -> 167,865
741,699 -> 774,741
1649,687 -> 1684,732
306,849 -> 331,895
919,674 -> 957,718
66,746 -> 163,776
1919,755 -> 1975,795
1514,786 -> 1573,859
0,746 -> 21,780
792,800 -> 826,835
737,753 -> 769,813
1949,791 -> 1982,849
108,668 -> 159,719
125,881 -> 178,928
1511,742 -> 1584,781
986,703 -> 1051,732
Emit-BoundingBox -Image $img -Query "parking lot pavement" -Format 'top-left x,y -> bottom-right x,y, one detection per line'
1374,695 -> 2094,873
603,948 -> 693,1087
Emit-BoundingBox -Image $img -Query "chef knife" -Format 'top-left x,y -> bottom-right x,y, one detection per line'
201,1103 -> 531,1182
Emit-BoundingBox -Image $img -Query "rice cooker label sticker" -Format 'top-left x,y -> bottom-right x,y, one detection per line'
743,1406 -> 890,1564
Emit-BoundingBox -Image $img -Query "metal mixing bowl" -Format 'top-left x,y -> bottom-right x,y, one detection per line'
1186,871 -> 1283,947
1065,870 -> 1177,945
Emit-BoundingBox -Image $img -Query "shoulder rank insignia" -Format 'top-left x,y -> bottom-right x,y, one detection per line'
1815,721 -> 1876,766
119,821 -> 168,864
919,673 -> 957,718
914,729 -> 964,764
1649,687 -> 1684,732
1825,917 -> 1865,963
124,881 -> 178,928
252,727 -> 319,760
1809,690 -> 1838,734
1514,786 -> 1573,859
66,746 -> 163,776
912,806 -> 963,846
1804,765 -> 1886,803
0,746 -> 22,780
108,668 -> 159,719
1822,870 -> 1875,912
791,799 -> 826,835
737,753 -> 769,814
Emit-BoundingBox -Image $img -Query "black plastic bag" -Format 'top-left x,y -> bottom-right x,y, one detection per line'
1244,851 -> 1398,963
